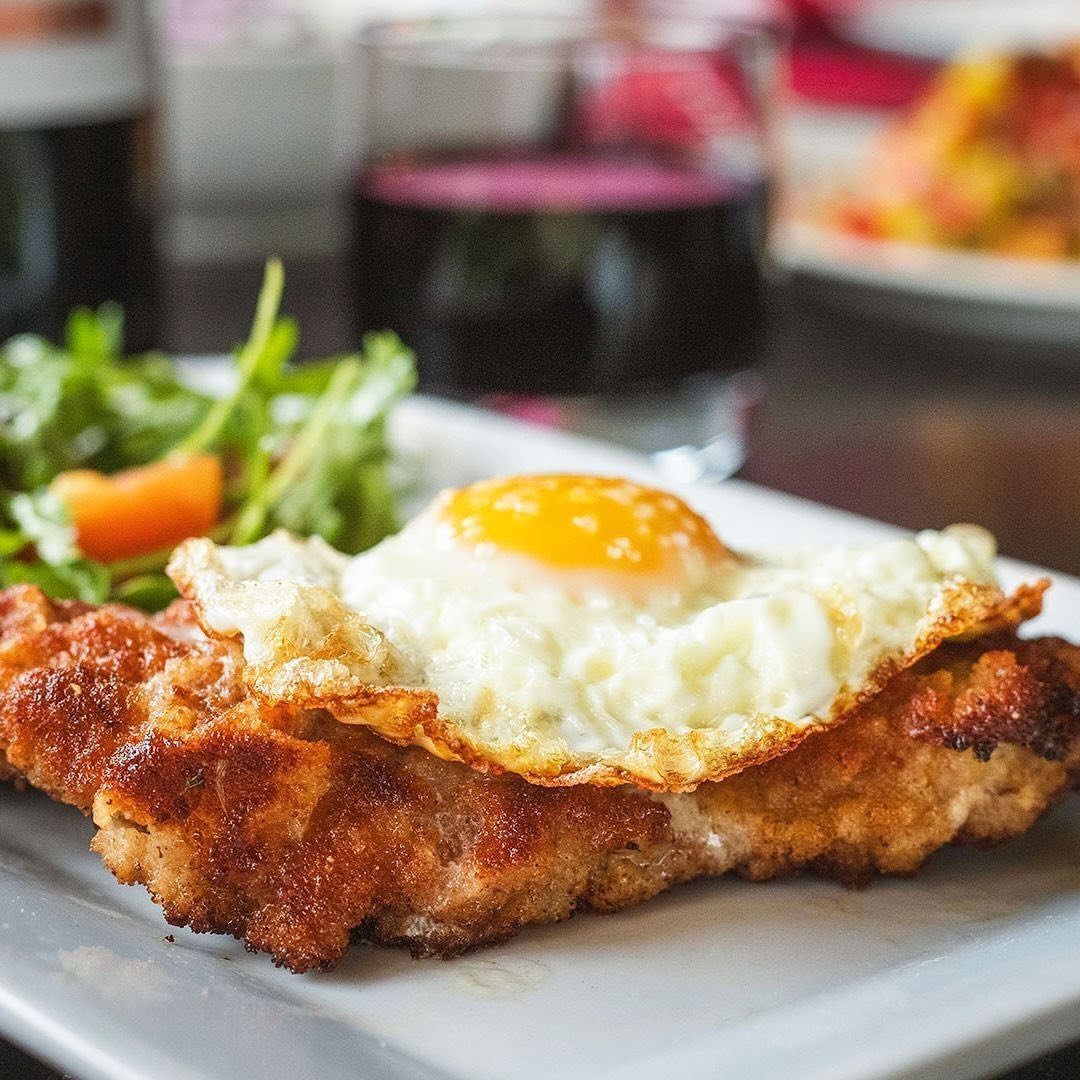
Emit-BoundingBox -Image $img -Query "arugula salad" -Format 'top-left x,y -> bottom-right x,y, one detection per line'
0,260 -> 415,610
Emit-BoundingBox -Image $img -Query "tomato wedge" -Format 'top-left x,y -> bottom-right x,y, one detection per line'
51,454 -> 223,563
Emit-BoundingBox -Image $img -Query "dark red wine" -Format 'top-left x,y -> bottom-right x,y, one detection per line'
351,153 -> 768,395
0,1 -> 157,350
0,118 -> 157,348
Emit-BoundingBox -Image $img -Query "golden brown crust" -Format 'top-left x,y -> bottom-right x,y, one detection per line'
899,635 -> 1080,761
682,644 -> 1080,888
1,585 -> 1077,972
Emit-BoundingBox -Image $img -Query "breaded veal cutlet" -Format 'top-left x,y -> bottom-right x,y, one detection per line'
1,583 -> 1078,973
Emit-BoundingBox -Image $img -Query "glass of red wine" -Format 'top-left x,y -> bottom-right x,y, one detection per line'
351,11 -> 780,471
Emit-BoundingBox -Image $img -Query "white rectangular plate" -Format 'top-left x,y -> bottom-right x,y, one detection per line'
2,397 -> 1079,1080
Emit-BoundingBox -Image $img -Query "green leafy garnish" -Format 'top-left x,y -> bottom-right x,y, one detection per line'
0,260 -> 415,608
0,490 -> 110,601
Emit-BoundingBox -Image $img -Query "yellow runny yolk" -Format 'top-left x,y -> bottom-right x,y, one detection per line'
438,474 -> 729,588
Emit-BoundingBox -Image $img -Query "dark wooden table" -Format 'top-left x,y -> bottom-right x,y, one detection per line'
4,258 -> 1078,1078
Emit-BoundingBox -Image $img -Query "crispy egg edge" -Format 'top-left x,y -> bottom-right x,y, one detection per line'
167,537 -> 1049,793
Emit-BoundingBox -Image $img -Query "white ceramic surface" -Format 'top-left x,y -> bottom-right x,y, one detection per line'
773,219 -> 1080,345
838,0 -> 1080,60
2,396 -> 1079,1080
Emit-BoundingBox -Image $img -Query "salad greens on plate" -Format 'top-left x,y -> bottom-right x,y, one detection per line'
0,260 -> 415,609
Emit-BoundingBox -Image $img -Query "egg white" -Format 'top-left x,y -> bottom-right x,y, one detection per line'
169,497 -> 1034,791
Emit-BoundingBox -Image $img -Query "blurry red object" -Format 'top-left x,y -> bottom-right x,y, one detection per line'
481,395 -> 566,428
791,46 -> 934,107
784,0 -> 936,108
578,56 -> 757,151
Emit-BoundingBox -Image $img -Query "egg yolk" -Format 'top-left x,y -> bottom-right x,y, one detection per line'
438,474 -> 729,586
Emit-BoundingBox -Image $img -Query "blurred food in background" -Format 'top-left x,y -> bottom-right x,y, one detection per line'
830,44 -> 1080,259
775,2 -> 1080,344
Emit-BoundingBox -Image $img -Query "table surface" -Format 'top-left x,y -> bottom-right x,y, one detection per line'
4,257 -> 1079,1079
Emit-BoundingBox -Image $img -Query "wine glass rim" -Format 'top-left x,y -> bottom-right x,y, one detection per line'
356,11 -> 782,57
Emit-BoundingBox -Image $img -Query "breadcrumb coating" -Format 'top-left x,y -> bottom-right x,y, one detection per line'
1,585 -> 1077,972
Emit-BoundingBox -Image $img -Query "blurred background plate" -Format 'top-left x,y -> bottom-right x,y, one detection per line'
774,218 -> 1080,346
838,0 -> 1080,59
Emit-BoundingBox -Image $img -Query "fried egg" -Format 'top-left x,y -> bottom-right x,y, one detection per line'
168,474 -> 1046,791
